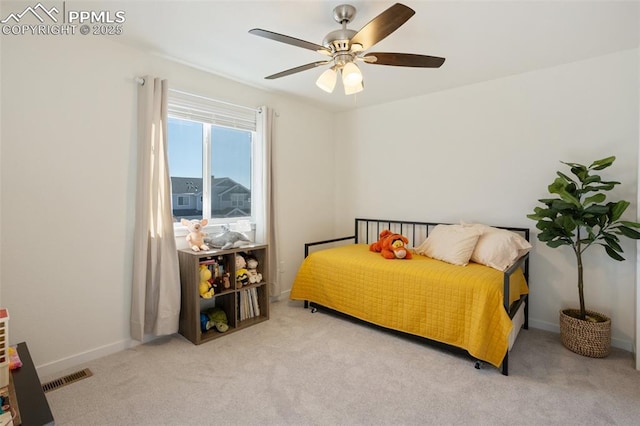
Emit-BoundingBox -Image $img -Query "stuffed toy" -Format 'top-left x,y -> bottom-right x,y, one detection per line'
245,254 -> 263,284
181,218 -> 210,252
221,273 -> 231,289
205,226 -> 252,250
210,256 -> 231,289
235,254 -> 249,288
200,307 -> 229,332
199,265 -> 215,299
369,230 -> 413,260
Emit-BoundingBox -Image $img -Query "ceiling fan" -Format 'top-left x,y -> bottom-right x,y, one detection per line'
249,3 -> 445,95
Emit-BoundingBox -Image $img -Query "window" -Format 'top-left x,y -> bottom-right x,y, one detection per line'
230,193 -> 244,208
166,91 -> 267,235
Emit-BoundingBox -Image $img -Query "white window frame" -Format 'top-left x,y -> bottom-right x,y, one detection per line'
167,90 -> 267,242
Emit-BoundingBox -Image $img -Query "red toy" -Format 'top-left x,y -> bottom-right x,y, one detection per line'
369,230 -> 412,259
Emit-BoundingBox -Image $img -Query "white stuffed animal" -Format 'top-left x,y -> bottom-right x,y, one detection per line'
245,255 -> 263,284
181,218 -> 210,252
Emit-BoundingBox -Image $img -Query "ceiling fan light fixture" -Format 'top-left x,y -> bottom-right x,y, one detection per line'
350,43 -> 364,52
344,80 -> 364,95
316,67 -> 338,93
342,61 -> 363,86
250,4 -> 446,96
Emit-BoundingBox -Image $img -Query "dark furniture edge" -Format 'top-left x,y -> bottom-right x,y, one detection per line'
13,342 -> 55,425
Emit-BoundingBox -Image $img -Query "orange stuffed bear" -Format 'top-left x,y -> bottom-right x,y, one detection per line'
369,230 -> 412,259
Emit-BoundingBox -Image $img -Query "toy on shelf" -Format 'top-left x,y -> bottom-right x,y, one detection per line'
0,309 -> 8,388
235,254 -> 249,288
199,264 -> 215,299
220,273 -> 231,289
205,226 -> 252,250
214,256 -> 232,290
181,218 -> 210,252
200,307 -> 229,333
8,346 -> 21,370
245,253 -> 263,284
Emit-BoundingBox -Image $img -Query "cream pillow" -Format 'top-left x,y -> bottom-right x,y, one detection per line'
462,222 -> 532,271
414,224 -> 482,266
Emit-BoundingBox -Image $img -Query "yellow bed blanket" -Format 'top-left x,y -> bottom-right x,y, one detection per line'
290,244 -> 528,367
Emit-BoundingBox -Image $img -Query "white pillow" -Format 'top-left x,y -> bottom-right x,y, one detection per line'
462,222 -> 531,271
414,224 -> 482,266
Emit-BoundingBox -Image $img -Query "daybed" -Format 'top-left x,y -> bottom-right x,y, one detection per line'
290,218 -> 531,375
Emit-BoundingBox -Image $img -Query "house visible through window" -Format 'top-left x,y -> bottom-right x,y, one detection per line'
166,91 -> 264,228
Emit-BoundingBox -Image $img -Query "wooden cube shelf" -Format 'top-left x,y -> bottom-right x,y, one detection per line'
177,244 -> 269,344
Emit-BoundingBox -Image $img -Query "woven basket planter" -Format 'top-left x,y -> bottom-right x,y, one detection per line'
559,309 -> 611,358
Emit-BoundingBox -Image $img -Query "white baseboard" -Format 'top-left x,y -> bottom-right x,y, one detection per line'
38,294 -> 294,379
528,318 -> 633,353
269,289 -> 291,303
278,289 -> 290,298
36,335 -> 161,380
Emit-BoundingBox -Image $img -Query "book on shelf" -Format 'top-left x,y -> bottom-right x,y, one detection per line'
248,288 -> 255,318
238,291 -> 246,321
245,289 -> 252,319
238,287 -> 261,321
251,287 -> 260,317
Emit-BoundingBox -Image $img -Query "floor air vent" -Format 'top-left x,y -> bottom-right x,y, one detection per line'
42,368 -> 93,393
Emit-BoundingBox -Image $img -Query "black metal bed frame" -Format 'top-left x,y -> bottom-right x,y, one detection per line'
302,218 -> 530,376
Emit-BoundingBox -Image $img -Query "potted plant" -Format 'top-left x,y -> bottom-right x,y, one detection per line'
527,156 -> 640,357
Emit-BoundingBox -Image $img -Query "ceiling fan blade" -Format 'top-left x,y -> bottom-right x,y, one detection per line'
349,3 -> 415,51
366,53 -> 446,68
265,61 -> 330,80
249,28 -> 331,55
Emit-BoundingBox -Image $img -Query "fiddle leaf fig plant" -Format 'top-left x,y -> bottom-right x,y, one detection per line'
527,156 -> 640,321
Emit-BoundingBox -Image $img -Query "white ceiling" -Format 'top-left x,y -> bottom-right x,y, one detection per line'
106,1 -> 638,112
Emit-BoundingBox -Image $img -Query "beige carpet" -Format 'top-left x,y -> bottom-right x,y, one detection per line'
44,300 -> 640,425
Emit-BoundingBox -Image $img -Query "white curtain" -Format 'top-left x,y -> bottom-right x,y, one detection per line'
261,106 -> 280,297
130,76 -> 181,340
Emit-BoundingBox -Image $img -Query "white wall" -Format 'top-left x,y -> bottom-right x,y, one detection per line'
334,49 -> 639,351
0,34 -> 336,375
